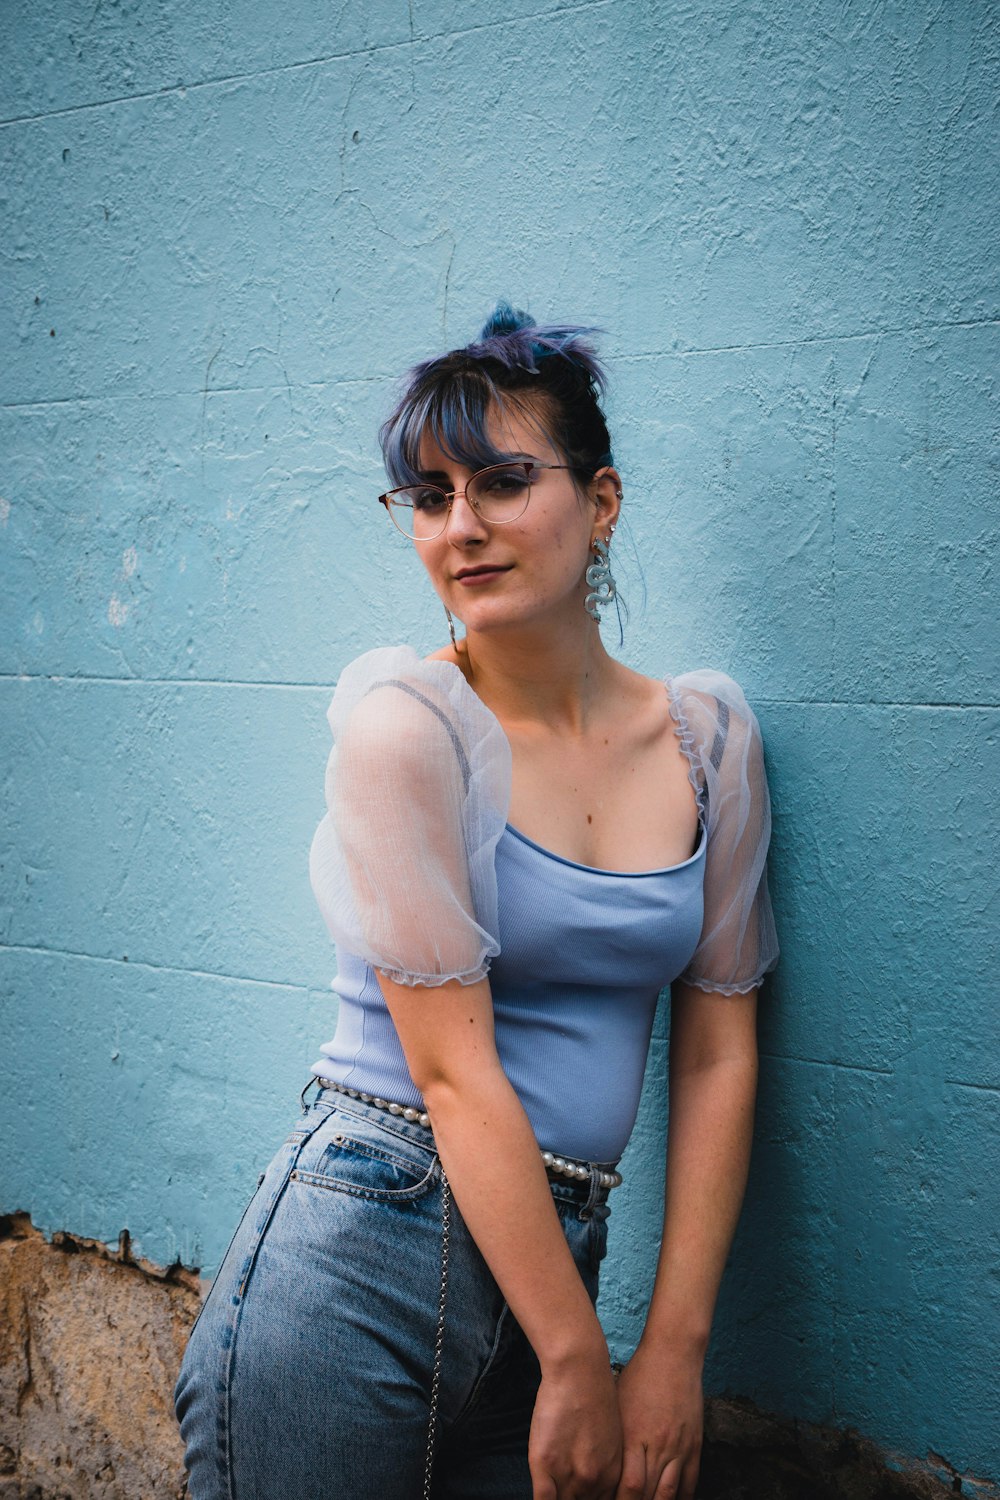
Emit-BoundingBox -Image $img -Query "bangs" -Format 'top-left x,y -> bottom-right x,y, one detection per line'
381,370 -> 553,488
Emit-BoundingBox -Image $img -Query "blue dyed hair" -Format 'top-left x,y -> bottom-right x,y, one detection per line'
379,301 -> 615,488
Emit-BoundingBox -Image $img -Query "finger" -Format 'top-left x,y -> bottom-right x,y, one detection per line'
613,1444 -> 646,1500
651,1455 -> 683,1499
678,1449 -> 702,1500
530,1467 -> 557,1500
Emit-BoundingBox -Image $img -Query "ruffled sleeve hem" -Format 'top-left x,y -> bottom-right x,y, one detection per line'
376,958 -> 493,988
677,952 -> 780,996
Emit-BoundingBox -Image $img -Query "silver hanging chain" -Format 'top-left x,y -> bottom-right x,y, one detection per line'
422,1168 -> 451,1500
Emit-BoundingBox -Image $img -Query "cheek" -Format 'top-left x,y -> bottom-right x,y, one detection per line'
521,532 -> 591,602
549,517 -> 592,569
417,545 -> 448,586
528,504 -> 589,556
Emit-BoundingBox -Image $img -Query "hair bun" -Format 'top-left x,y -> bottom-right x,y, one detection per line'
477,299 -> 535,341
468,300 -> 607,393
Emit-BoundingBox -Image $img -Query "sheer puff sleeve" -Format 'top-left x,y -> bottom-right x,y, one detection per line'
668,669 -> 780,995
308,646 -> 512,987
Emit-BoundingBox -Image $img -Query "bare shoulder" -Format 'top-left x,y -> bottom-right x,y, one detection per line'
607,660 -> 671,719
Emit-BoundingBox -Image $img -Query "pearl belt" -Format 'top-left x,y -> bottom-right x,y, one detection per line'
315,1078 -> 624,1191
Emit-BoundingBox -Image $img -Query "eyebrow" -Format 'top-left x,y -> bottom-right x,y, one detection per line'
416,454 -> 541,483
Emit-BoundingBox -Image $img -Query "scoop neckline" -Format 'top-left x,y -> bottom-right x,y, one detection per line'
418,646 -> 704,879
501,814 -> 707,878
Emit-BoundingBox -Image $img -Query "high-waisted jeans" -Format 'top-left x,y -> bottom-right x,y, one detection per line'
173,1080 -> 614,1499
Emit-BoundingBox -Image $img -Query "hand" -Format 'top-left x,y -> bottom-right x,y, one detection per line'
529,1360 -> 623,1499
612,1343 -> 704,1500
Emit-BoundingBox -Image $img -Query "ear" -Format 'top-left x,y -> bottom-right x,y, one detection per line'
590,465 -> 622,539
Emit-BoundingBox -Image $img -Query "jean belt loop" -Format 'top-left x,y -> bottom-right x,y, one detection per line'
581,1165 -> 602,1220
299,1074 -> 321,1112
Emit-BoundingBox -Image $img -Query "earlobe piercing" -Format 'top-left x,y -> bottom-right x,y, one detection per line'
584,536 -> 617,622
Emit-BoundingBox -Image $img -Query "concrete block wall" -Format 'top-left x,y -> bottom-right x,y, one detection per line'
2,0 -> 997,1487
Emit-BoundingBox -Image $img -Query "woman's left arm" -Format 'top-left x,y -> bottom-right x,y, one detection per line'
614,981 -> 759,1500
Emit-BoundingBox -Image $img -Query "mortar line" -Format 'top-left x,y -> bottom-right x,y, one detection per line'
759,1052 -> 894,1077
2,674 -> 997,708
0,375 -> 390,412
0,673 -> 328,689
944,1078 -> 1000,1096
0,0 -> 614,128
0,939 -> 325,993
618,317 -> 1000,359
2,318 -> 995,413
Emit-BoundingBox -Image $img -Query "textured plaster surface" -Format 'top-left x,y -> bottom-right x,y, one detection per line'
1,0 -> 998,1490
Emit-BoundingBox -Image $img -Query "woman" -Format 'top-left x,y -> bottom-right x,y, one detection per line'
174,302 -> 779,1500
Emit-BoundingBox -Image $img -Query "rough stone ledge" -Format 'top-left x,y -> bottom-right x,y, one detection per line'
1,1211 -> 996,1500
701,1396 -> 999,1500
0,1211 -> 203,1293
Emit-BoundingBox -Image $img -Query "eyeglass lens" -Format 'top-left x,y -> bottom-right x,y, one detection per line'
386,464 -> 533,539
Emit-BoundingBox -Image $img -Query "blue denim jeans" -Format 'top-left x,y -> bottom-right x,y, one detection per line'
173,1080 -> 614,1499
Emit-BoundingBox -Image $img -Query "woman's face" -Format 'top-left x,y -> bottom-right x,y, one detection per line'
412,400 -> 615,638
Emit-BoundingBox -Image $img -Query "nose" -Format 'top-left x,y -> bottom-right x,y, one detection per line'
444,487 -> 489,544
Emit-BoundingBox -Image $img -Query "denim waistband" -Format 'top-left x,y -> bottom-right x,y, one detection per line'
302,1075 -> 616,1216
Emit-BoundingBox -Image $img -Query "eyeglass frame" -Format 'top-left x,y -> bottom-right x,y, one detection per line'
377,461 -> 584,541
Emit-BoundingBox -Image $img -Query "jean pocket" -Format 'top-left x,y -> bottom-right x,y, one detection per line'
290,1120 -> 437,1202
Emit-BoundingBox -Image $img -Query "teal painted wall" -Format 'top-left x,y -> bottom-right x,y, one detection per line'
2,0 -> 997,1484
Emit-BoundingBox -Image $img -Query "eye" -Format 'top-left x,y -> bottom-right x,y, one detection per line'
410,487 -> 448,512
476,467 -> 531,498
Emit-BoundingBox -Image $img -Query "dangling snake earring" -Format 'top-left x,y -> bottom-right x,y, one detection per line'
584,507 -> 620,623
445,606 -> 458,650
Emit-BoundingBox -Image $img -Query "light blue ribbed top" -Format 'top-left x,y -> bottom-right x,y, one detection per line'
311,813 -> 706,1164
308,644 -> 779,1165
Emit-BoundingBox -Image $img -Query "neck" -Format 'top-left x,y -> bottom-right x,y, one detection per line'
452,615 -> 618,735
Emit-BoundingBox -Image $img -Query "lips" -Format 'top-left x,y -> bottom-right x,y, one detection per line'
454,565 -> 512,580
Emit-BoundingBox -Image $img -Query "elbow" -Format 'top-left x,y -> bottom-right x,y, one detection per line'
413,1058 -> 507,1112
412,1052 -> 512,1123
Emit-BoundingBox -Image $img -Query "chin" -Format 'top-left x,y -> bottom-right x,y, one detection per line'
456,600 -> 564,636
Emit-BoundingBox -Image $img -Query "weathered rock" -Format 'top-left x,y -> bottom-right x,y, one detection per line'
0,1213 -> 199,1500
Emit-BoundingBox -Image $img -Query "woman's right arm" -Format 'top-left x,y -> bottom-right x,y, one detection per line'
376,964 -> 623,1500
311,660 -> 620,1494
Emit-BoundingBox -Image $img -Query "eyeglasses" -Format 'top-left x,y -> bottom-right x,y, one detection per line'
378,461 -> 577,541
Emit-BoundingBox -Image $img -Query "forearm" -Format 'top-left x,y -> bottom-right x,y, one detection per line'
424,1066 -> 609,1373
641,1040 -> 758,1361
376,968 -> 622,1492
375,965 -> 608,1372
